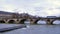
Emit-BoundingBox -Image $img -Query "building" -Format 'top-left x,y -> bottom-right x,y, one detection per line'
47,16 -> 57,18
0,11 -> 13,18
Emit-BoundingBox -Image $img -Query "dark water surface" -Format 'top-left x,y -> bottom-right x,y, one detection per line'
1,24 -> 60,34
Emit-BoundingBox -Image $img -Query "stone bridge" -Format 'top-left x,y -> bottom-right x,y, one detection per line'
0,17 -> 60,25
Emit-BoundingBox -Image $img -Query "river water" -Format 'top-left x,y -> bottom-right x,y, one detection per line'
1,20 -> 60,34
1,25 -> 60,34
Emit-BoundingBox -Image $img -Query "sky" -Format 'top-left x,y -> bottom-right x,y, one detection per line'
0,0 -> 60,17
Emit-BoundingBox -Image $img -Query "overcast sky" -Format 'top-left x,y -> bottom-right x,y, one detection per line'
0,0 -> 60,17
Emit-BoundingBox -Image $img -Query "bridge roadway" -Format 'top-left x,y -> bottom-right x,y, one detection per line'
0,17 -> 60,25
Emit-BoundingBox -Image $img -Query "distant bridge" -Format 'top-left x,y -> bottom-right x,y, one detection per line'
0,17 -> 60,25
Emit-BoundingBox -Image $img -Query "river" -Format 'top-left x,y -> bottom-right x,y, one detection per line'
1,20 -> 60,34
0,25 -> 60,34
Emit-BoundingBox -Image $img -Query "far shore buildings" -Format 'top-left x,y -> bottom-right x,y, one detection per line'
47,16 -> 57,18
0,11 -> 39,19
0,11 -> 59,19
0,11 -> 12,18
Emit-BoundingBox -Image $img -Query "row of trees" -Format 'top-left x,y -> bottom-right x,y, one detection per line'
12,13 -> 40,19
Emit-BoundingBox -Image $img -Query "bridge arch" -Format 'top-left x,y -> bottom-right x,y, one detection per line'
8,20 -> 16,24
31,19 -> 46,24
37,20 -> 46,24
33,20 -> 40,24
53,20 -> 60,24
24,20 -> 30,24
19,19 -> 30,24
0,20 -> 5,23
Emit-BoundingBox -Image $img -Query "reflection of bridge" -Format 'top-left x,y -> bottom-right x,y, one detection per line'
0,17 -> 60,25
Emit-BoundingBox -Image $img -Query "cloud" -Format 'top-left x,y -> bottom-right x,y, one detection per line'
0,0 -> 60,17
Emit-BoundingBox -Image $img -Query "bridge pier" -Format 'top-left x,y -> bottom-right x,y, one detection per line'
46,21 -> 53,25
15,19 -> 20,24
18,19 -> 26,24
46,19 -> 54,25
5,21 -> 8,24
30,19 -> 37,24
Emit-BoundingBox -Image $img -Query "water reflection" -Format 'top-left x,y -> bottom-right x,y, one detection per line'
37,20 -> 46,24
24,20 -> 60,24
53,20 -> 60,24
2,25 -> 60,34
24,20 -> 30,25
